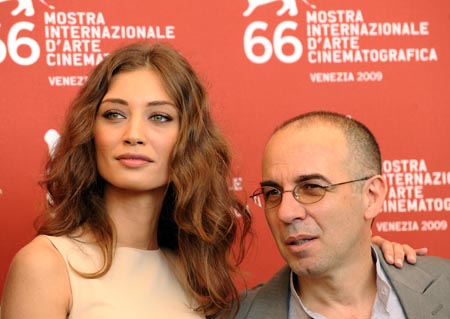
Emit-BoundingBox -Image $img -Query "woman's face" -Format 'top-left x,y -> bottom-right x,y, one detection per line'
94,68 -> 180,193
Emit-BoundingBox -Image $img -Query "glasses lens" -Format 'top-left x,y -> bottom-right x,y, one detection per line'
251,189 -> 264,208
295,182 -> 326,204
263,186 -> 282,209
251,187 -> 282,209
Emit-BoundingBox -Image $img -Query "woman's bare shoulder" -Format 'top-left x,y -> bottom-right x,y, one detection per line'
1,235 -> 71,319
16,235 -> 62,261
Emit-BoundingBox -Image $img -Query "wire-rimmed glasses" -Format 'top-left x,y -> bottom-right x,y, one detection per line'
250,176 -> 373,209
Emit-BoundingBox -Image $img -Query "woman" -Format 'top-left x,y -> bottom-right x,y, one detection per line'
0,42 -> 422,319
2,42 -> 252,319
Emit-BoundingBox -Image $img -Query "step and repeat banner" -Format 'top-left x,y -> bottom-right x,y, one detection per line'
1,0 -> 449,294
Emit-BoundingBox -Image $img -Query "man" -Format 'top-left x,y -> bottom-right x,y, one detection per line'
238,111 -> 450,318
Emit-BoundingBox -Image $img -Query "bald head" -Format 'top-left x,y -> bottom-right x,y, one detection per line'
268,111 -> 382,177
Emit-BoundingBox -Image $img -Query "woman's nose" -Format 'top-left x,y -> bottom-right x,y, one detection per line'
123,118 -> 146,145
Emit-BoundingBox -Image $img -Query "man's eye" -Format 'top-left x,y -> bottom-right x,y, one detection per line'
263,187 -> 281,200
301,183 -> 323,190
298,182 -> 326,196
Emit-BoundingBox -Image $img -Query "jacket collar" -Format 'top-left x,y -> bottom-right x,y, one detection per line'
375,245 -> 450,318
241,265 -> 291,319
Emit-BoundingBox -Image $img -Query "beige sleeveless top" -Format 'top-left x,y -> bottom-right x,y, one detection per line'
46,235 -> 204,319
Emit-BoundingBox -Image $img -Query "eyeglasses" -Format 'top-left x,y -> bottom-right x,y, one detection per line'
250,176 -> 373,209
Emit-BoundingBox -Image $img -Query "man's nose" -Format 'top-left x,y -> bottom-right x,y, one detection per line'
275,191 -> 306,224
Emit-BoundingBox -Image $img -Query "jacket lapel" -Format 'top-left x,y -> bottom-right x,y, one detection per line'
376,246 -> 450,318
244,266 -> 291,319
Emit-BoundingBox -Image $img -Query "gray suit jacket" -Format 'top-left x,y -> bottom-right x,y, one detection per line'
234,247 -> 450,318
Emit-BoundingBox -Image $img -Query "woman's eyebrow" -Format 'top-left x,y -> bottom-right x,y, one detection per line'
146,100 -> 176,107
100,98 -> 128,105
100,98 -> 175,107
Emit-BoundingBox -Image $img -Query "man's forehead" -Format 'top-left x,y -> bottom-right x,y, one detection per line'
265,124 -> 345,157
262,123 -> 349,181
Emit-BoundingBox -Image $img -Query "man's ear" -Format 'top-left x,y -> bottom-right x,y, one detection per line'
364,175 -> 387,220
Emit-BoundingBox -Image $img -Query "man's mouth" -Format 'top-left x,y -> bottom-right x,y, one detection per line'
290,238 -> 313,246
286,235 -> 317,246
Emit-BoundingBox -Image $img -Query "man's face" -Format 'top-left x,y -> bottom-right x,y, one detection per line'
261,123 -> 371,277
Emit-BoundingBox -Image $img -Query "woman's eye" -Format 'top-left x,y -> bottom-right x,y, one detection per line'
102,111 -> 125,120
150,114 -> 172,122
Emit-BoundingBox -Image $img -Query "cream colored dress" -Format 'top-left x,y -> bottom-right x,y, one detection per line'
45,235 -> 204,319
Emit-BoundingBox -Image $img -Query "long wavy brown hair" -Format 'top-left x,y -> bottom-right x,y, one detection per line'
36,42 -> 252,318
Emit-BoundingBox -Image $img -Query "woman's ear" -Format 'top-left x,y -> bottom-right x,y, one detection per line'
364,175 -> 388,220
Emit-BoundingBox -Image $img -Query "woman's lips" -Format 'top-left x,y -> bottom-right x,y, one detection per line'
116,153 -> 152,167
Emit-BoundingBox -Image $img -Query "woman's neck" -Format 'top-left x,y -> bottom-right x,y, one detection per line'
103,185 -> 167,250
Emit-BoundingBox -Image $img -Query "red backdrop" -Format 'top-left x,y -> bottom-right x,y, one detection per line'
1,0 -> 449,296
